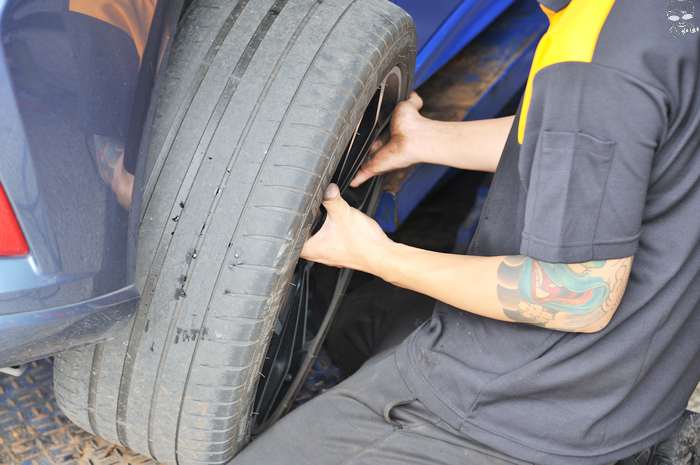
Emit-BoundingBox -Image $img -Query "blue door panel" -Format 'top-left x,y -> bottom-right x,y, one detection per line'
393,0 -> 462,51
395,0 -> 519,86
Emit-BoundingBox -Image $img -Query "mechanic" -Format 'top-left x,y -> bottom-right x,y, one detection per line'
232,0 -> 700,463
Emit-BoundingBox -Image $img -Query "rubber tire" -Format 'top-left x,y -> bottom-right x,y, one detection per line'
53,1 -> 416,464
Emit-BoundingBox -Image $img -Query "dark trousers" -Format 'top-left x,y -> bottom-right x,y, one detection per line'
231,281 -> 532,464
232,349 -> 532,464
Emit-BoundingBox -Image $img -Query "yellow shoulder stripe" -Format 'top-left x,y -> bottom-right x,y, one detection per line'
519,0 -> 616,144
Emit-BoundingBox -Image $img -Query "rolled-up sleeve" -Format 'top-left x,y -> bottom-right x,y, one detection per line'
518,62 -> 667,263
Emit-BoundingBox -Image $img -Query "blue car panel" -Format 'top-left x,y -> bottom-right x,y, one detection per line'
396,0 -> 518,86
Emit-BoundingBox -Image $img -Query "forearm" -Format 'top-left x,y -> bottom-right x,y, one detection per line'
350,96 -> 514,187
413,115 -> 514,172
374,243 -> 504,320
301,184 -> 631,333
367,242 -> 631,333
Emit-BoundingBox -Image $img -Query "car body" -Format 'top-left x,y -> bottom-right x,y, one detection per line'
0,0 -> 535,368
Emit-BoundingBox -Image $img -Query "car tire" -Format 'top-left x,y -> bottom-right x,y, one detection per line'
53,0 -> 415,464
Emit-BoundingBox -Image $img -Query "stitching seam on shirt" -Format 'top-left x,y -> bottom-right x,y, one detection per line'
521,232 -> 640,248
403,333 -> 468,424
460,413 -> 681,459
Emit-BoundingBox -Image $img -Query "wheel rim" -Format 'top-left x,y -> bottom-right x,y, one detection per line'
251,67 -> 404,434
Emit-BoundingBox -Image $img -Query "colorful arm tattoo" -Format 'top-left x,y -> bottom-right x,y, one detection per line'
497,256 -> 630,331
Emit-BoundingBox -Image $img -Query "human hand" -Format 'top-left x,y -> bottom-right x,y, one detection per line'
301,184 -> 393,273
350,92 -> 427,187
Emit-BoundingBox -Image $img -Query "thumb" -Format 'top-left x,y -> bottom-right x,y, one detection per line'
306,184 -> 345,242
405,91 -> 424,111
321,183 -> 343,209
320,183 -> 353,223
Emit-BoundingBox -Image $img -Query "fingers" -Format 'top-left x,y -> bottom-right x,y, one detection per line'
349,166 -> 374,188
349,92 -> 424,188
348,142 -> 394,188
349,136 -> 400,187
349,128 -> 394,187
301,181 -> 393,274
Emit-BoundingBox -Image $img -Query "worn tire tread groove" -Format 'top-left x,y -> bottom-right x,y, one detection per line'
201,363 -> 253,369
241,234 -> 292,243
290,120 -> 344,136
146,1 -> 291,461
298,105 -> 349,124
206,338 -> 258,346
224,293 -> 271,300
328,46 -> 375,68
87,342 -> 105,440
271,164 -> 323,177
213,315 -> 266,322
120,0 -> 260,445
142,0 -> 251,218
280,144 -> 331,159
264,184 -> 313,196
254,205 -> 304,215
171,0 -> 334,456
316,64 -> 365,86
352,36 -> 382,55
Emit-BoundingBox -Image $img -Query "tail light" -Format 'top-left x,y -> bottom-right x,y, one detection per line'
0,182 -> 29,256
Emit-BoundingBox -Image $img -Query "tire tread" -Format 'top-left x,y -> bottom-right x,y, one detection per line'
54,0 -> 416,463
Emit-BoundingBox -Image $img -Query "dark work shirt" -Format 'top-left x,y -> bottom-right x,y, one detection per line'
397,1 -> 700,463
